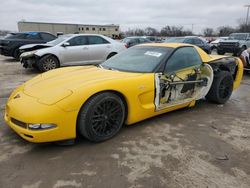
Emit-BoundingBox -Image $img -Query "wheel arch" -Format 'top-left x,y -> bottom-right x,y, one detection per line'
76,90 -> 129,127
106,52 -> 118,59
39,53 -> 61,67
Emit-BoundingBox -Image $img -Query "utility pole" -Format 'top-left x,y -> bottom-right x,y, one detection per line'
244,5 -> 250,26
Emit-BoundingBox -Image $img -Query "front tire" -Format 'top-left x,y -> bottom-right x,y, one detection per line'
77,92 -> 125,142
38,55 -> 59,72
13,48 -> 21,60
206,71 -> 233,104
217,50 -> 225,55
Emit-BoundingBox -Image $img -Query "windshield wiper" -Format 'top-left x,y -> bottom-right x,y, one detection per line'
97,64 -> 118,71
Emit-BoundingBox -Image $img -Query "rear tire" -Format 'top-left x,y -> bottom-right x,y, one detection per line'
38,55 -> 59,72
77,92 -> 125,142
206,71 -> 233,104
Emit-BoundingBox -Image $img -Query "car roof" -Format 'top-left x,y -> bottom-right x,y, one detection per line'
140,42 -> 194,48
68,34 -> 107,37
139,43 -> 217,63
11,31 -> 54,35
125,36 -> 145,39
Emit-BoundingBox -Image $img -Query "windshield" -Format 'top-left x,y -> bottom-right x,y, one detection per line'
165,37 -> 185,43
101,46 -> 174,73
229,34 -> 248,40
47,35 -> 72,45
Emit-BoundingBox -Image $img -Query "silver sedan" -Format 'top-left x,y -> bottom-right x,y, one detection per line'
20,34 -> 127,72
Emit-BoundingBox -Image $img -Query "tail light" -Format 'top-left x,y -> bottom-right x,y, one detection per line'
125,44 -> 128,48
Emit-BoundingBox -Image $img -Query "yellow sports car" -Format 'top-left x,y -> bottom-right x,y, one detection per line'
4,43 -> 243,143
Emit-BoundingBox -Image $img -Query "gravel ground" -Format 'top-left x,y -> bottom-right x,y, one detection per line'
0,55 -> 250,188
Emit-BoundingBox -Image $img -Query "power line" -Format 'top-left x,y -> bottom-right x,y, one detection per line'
244,5 -> 250,26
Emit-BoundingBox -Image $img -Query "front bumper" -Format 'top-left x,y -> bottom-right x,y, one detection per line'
217,46 -> 241,54
4,91 -> 78,143
21,55 -> 39,68
0,45 -> 12,56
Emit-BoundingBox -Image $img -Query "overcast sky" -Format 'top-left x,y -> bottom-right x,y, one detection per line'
0,0 -> 250,34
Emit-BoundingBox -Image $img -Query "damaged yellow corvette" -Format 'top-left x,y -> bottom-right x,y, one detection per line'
4,43 -> 243,143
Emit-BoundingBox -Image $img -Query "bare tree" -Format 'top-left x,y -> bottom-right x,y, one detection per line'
217,26 -> 235,36
145,27 -> 159,36
203,28 -> 214,37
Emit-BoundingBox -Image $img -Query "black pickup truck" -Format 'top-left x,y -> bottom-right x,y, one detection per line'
0,32 -> 56,60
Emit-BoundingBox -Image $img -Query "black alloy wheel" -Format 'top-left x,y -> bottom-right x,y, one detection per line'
77,92 -> 125,142
218,77 -> 232,99
206,71 -> 233,104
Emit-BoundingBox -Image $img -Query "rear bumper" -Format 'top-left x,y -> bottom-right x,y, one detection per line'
4,91 -> 78,143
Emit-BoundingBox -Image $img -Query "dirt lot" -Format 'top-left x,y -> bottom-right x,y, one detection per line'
0,55 -> 250,188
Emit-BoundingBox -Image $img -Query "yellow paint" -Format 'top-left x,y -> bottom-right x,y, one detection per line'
4,43 -> 244,143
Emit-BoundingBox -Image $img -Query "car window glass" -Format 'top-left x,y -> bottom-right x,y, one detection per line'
185,38 -> 194,44
25,33 -> 41,40
165,47 -> 202,74
130,39 -> 137,44
194,38 -> 203,45
67,36 -> 88,46
88,36 -> 109,45
102,46 -> 174,73
41,33 -> 56,42
139,38 -> 149,43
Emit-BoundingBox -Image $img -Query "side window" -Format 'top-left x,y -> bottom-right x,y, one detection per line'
130,39 -> 137,44
67,36 -> 88,46
194,38 -> 203,45
25,33 -> 41,40
185,38 -> 194,44
88,36 -> 109,45
164,47 -> 202,74
41,33 -> 56,42
138,38 -> 148,43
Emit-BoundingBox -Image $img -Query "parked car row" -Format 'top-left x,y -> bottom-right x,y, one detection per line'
2,31 -> 250,73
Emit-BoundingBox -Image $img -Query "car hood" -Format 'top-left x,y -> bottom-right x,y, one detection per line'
22,66 -> 142,105
19,43 -> 53,51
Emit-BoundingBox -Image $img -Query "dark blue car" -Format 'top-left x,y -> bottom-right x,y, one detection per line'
165,36 -> 211,54
0,32 -> 56,60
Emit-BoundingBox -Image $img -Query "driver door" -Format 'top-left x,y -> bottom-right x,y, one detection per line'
154,47 -> 213,111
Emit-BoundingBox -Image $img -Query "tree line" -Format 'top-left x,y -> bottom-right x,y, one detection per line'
122,18 -> 250,37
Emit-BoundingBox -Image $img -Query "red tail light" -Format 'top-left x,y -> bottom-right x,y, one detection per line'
125,44 -> 128,48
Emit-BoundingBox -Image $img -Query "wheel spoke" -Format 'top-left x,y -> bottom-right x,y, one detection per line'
90,98 -> 123,137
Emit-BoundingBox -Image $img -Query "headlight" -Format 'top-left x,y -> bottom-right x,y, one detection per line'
28,123 -> 57,130
20,50 -> 37,57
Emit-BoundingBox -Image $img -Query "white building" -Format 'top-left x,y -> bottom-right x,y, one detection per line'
18,21 -> 120,38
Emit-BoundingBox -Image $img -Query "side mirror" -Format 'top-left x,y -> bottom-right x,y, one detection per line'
62,42 -> 70,47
